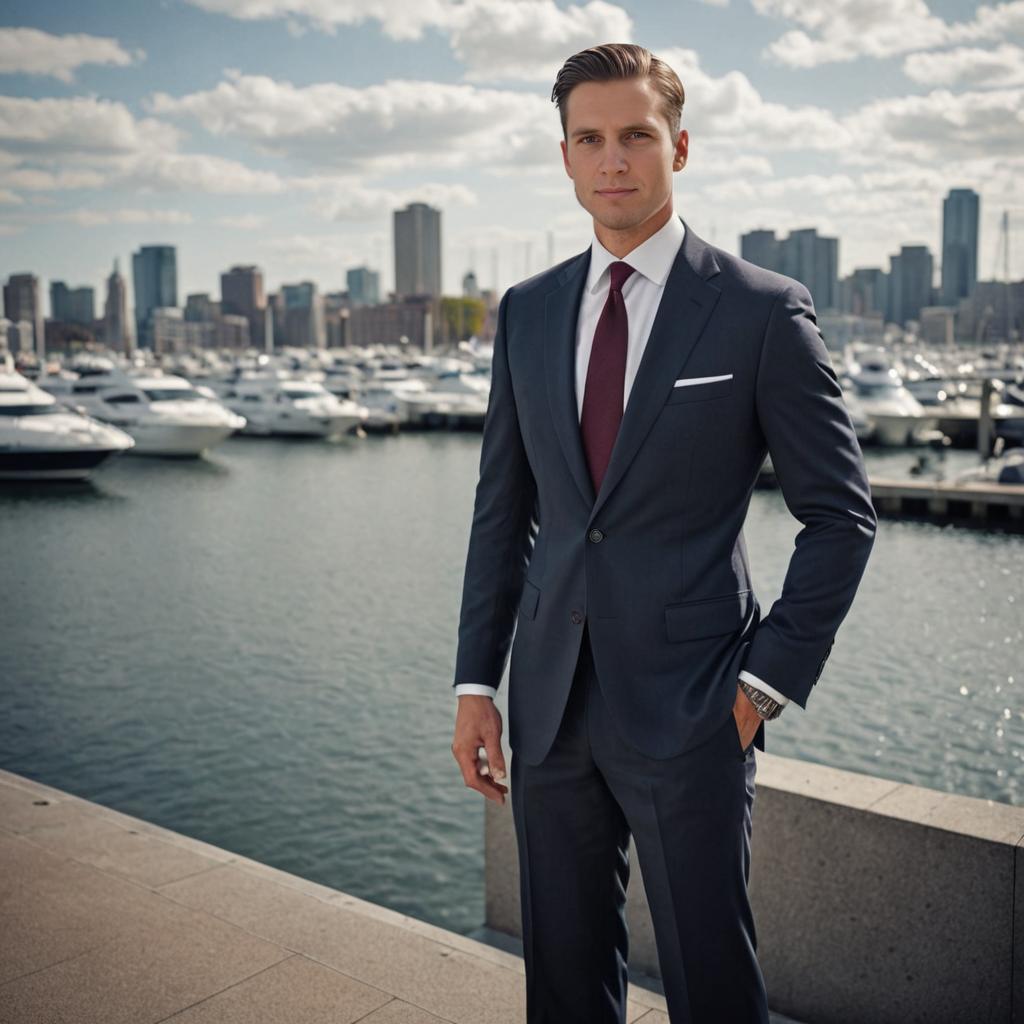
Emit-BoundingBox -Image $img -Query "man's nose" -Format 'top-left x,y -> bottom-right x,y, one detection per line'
598,142 -> 628,174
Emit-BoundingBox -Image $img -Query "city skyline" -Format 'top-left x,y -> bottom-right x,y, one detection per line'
0,0 -> 1021,304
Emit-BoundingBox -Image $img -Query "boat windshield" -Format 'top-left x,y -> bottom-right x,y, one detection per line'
0,403 -> 58,416
143,388 -> 204,402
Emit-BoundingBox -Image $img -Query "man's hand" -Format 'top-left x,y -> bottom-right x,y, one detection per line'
452,696 -> 508,805
732,681 -> 762,753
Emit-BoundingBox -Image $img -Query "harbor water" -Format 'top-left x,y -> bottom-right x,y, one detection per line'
1,433 -> 1021,936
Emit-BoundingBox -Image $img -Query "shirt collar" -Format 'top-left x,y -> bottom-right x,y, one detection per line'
586,212 -> 685,295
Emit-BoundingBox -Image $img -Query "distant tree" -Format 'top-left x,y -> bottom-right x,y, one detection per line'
439,296 -> 486,343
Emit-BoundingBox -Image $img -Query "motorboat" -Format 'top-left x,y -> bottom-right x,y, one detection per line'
844,347 -> 940,446
39,370 -> 246,456
212,373 -> 367,437
0,371 -> 134,480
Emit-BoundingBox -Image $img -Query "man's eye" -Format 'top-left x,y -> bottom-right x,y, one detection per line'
629,131 -> 650,139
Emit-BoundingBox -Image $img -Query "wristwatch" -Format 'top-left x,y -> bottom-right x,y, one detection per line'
738,679 -> 785,720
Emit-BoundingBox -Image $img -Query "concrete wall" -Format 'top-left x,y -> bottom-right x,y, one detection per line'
485,751 -> 1024,1024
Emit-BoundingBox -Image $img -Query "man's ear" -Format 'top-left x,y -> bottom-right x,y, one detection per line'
672,129 -> 688,172
560,139 -> 573,178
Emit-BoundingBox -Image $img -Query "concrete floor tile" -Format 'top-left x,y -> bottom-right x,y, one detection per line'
0,899 -> 289,1024
155,953 -> 392,1023
24,813 -> 224,888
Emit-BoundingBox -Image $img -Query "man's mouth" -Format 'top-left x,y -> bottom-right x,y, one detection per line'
596,188 -> 636,196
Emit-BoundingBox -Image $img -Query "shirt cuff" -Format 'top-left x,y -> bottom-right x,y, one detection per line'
738,670 -> 791,707
454,684 -> 498,698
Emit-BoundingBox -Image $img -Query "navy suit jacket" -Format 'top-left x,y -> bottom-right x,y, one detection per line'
453,216 -> 877,766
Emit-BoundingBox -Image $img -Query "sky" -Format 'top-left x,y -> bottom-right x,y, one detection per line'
0,0 -> 1021,316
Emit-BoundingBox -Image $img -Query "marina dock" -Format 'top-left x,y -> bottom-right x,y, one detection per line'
869,476 -> 1024,526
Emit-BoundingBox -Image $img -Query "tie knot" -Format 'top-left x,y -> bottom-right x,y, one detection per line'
608,261 -> 634,293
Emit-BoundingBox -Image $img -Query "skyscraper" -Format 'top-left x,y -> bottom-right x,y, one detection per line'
888,245 -> 934,326
941,188 -> 979,306
132,245 -> 178,348
281,281 -> 325,348
50,282 -> 95,326
394,202 -> 442,299
740,230 -> 781,273
103,260 -> 130,352
220,265 -> 267,349
347,266 -> 380,306
3,273 -> 43,356
780,228 -> 839,312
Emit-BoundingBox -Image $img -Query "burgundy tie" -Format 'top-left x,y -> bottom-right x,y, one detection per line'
581,260 -> 635,494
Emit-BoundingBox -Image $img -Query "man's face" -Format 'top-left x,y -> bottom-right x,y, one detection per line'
560,76 -> 687,234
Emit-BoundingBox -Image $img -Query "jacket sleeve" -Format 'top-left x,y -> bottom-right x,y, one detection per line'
452,287 -> 539,693
741,281 -> 877,708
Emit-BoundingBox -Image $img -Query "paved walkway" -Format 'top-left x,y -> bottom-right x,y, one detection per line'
0,768 -> 802,1023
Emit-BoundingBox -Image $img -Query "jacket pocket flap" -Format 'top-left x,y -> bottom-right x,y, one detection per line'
665,589 -> 751,642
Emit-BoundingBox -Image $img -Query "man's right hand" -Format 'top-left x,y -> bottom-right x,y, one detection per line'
452,696 -> 508,805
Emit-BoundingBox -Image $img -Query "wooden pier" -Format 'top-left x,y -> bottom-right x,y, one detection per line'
868,476 -> 1024,526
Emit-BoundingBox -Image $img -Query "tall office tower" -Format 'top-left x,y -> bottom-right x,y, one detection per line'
845,268 -> 888,317
888,245 -> 934,326
462,270 -> 480,299
740,229 -> 781,273
103,260 -> 130,352
50,282 -> 96,326
220,265 -> 267,348
941,188 -> 979,306
3,273 -> 43,354
394,202 -> 442,298
132,244 -> 177,348
779,228 -> 839,312
346,265 -> 380,306
281,281 -> 325,348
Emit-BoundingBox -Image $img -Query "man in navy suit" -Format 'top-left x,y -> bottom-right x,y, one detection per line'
450,42 -> 876,1023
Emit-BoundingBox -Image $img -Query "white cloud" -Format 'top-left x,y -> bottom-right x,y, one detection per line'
753,0 -> 1024,68
902,43 -> 1024,88
449,0 -> 633,83
216,213 -> 266,228
658,47 -> 849,150
148,70 -> 557,172
62,208 -> 195,226
843,86 -> 1024,162
295,178 -> 478,220
0,187 -> 23,204
184,0 -> 632,81
0,27 -> 143,83
0,95 -> 176,157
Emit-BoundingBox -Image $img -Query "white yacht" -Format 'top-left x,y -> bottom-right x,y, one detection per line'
845,347 -> 940,446
0,371 -> 134,480
39,371 -> 245,456
213,374 -> 367,437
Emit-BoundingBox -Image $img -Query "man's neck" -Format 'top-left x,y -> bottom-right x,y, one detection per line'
594,202 -> 674,258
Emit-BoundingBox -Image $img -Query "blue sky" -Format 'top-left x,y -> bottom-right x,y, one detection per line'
0,0 -> 1020,314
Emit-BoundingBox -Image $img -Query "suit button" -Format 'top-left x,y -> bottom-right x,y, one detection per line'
588,528 -> 604,543
570,610 -> 583,624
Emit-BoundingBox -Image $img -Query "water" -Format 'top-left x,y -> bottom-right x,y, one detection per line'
1,434 -> 1021,936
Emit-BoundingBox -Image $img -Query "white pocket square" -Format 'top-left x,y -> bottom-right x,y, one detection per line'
673,373 -> 733,387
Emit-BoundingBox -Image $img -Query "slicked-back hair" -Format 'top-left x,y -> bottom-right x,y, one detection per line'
551,43 -> 685,140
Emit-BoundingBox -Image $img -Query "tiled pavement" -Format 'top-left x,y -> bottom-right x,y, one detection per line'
0,769 -> 804,1023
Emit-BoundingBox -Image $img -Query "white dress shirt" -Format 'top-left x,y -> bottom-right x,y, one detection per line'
455,213 -> 790,710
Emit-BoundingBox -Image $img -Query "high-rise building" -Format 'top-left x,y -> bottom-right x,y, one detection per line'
780,228 -> 839,312
185,293 -> 220,322
3,273 -> 43,355
843,268 -> 887,317
132,245 -> 178,348
740,230 -> 781,273
462,270 -> 480,299
281,281 -> 325,348
394,202 -> 442,298
888,245 -> 934,326
741,227 -> 838,311
941,188 -> 979,306
346,265 -> 380,306
103,260 -> 130,352
220,265 -> 267,349
50,282 -> 95,326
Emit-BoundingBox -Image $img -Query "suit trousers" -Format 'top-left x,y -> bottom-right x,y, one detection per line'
510,621 -> 770,1024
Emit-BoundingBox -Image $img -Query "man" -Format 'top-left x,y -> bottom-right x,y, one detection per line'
450,42 -> 876,1023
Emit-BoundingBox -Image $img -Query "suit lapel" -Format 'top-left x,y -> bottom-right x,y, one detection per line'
543,217 -> 723,524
